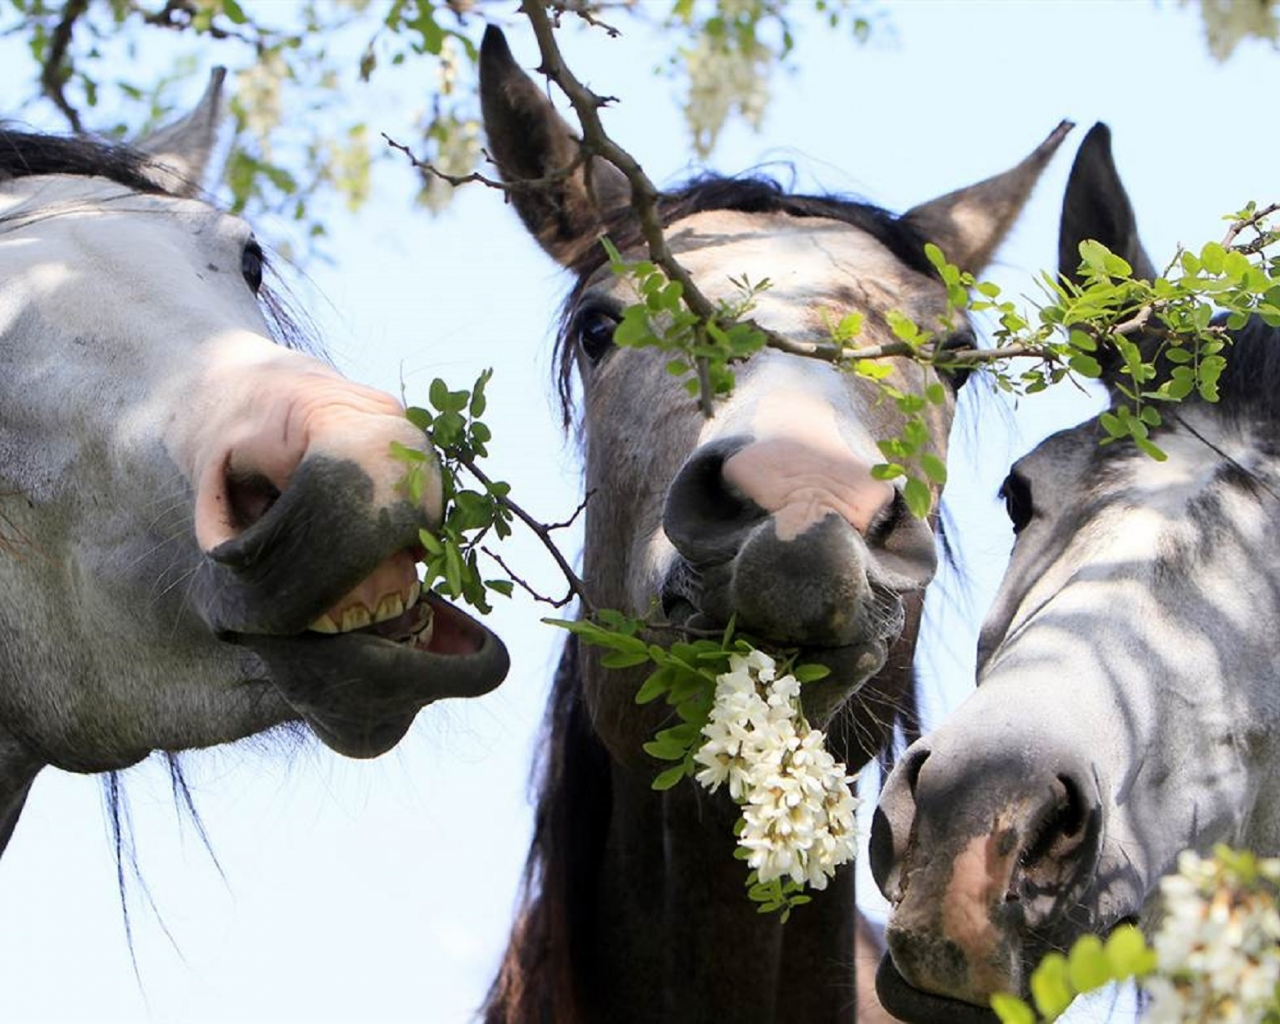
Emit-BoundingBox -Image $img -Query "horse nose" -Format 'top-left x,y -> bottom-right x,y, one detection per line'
871,735 -> 1103,1004
662,434 -> 938,645
192,363 -> 441,555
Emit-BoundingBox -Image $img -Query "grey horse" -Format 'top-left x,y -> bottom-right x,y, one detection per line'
873,124 -> 1280,1021
0,74 -> 508,858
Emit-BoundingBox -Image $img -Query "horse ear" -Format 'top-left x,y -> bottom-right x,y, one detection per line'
479,26 -> 630,266
1058,122 -> 1156,285
903,120 -> 1074,275
135,67 -> 227,197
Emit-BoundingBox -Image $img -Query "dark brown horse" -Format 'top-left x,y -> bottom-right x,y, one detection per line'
477,25 -> 1066,1023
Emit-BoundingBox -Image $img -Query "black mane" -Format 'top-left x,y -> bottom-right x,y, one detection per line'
1201,314 -> 1280,426
553,174 -> 938,424
0,129 -> 174,196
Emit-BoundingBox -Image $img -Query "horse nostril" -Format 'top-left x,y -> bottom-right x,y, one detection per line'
902,746 -> 930,799
870,744 -> 931,900
1021,773 -> 1087,867
862,489 -> 938,591
663,436 -> 764,564
1013,770 -> 1099,923
865,489 -> 905,548
226,471 -> 281,531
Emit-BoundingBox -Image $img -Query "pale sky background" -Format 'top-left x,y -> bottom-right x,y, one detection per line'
0,3 -> 1278,1022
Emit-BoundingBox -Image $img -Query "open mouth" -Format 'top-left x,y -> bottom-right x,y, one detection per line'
301,547 -> 476,655
233,545 -> 509,758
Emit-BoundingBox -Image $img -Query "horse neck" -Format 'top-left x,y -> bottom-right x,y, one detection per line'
488,603 -> 922,1023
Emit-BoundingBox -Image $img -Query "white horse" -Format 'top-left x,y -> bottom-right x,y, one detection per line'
872,124 -> 1280,1021
0,73 -> 508,857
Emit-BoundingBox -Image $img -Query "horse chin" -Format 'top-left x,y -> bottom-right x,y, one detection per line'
660,590 -> 891,729
876,953 -> 1001,1024
233,594 -> 509,758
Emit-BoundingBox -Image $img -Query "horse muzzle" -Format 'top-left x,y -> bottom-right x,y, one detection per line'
660,435 -> 934,720
189,454 -> 509,757
869,729 -> 1109,1018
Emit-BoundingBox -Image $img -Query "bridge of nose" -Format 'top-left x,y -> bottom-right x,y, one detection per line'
185,350 -> 442,553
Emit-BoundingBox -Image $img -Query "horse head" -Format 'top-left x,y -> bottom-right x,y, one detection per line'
872,125 -> 1280,1019
0,73 -> 509,847
480,24 -> 1068,759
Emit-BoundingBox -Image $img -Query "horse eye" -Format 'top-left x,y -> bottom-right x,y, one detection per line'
241,240 -> 265,294
938,328 -> 978,388
998,471 -> 1034,534
574,308 -> 618,364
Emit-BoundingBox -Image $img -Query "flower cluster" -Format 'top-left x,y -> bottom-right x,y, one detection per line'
1145,847 -> 1280,1023
693,649 -> 859,890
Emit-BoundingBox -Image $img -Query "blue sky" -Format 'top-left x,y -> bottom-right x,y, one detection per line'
1,3 -> 1277,1021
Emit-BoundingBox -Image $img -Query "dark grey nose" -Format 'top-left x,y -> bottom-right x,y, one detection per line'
662,436 -> 938,647
870,732 -> 1104,1006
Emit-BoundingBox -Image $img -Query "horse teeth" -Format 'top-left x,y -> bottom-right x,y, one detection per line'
307,613 -> 339,634
412,606 -> 434,649
406,580 -> 421,609
373,593 -> 405,624
341,604 -> 371,632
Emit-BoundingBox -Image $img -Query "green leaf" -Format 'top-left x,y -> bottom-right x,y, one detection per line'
793,663 -> 831,683
635,666 -> 674,705
903,477 -> 932,518
1066,934 -> 1111,994
602,650 -> 651,670
221,0 -> 248,24
1029,952 -> 1073,1020
990,993 -> 1037,1024
1200,241 -> 1227,274
920,453 -> 948,485
651,764 -> 689,790
1103,924 -> 1156,978
642,738 -> 687,762
443,543 -> 463,596
1068,354 -> 1102,378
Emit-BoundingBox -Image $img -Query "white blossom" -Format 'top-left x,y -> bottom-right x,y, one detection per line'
693,648 -> 859,893
1144,848 -> 1280,1023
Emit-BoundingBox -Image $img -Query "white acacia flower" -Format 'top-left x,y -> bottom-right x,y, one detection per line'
1145,848 -> 1280,1023
694,648 -> 860,894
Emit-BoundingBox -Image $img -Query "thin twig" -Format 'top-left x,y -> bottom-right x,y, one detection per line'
383,133 -> 587,195
519,0 -> 813,411
543,489 -> 595,531
480,545 -> 576,608
454,451 -> 593,612
1221,202 -> 1280,253
547,0 -> 625,36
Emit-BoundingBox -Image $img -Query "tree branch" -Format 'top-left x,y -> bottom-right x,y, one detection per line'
1222,202 -> 1280,253
454,451 -> 593,612
41,0 -> 89,133
383,133 -> 587,195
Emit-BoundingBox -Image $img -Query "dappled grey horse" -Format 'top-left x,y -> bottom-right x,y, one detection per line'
477,25 -> 1067,1024
0,74 -> 508,857
872,124 -> 1280,1022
